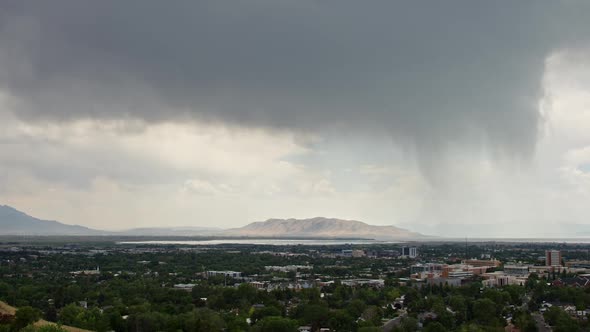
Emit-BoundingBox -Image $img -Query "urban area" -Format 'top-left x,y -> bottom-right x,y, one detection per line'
1,240 -> 590,332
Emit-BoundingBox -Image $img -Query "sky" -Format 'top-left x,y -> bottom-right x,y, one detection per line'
1,1 -> 590,237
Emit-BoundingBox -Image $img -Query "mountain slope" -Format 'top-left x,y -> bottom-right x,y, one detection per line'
223,217 -> 424,240
0,205 -> 103,235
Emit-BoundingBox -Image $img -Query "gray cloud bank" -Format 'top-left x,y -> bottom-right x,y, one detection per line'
1,1 -> 589,159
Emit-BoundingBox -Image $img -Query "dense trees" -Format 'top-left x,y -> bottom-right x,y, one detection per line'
472,299 -> 499,326
423,322 -> 448,332
13,307 -> 40,331
512,310 -> 536,332
544,307 -> 580,332
251,317 -> 298,332
3,243 -> 590,331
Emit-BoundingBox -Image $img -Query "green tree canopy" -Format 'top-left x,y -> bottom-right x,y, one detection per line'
252,316 -> 298,332
14,307 -> 41,331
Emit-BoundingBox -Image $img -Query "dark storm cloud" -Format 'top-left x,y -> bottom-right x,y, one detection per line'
1,1 -> 589,157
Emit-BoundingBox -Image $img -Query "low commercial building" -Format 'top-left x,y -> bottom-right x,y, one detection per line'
412,262 -> 495,280
339,249 -> 366,258
352,250 -> 366,258
566,260 -> 590,269
411,263 -> 448,279
504,264 -> 530,277
464,259 -> 502,268
426,277 -> 462,287
249,281 -> 266,289
265,265 -> 313,272
341,279 -> 385,288
173,283 -> 196,291
482,275 -> 526,287
205,270 -> 242,279
445,268 -> 473,279
443,264 -> 489,278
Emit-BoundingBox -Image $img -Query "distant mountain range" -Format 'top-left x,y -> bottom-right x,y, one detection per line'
0,205 -> 224,236
0,205 -> 103,235
223,217 -> 424,240
0,205 -> 423,239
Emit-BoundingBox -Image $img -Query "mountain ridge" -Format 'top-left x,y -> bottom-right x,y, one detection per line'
0,205 -> 424,239
223,217 -> 424,240
0,205 -> 103,235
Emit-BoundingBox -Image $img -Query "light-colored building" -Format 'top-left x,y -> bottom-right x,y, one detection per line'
71,267 -> 100,276
566,260 -> 590,269
482,275 -> 526,287
205,270 -> 242,279
412,262 -> 495,280
249,281 -> 265,289
265,265 -> 313,272
352,249 -> 366,258
411,263 -> 445,277
174,283 -> 196,291
504,265 -> 530,277
464,259 -> 501,268
341,279 -> 385,287
341,249 -> 353,257
445,269 -> 473,279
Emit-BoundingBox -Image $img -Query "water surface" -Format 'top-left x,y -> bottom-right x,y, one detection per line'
118,238 -> 391,246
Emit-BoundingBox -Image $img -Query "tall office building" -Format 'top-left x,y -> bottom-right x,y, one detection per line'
545,250 -> 562,266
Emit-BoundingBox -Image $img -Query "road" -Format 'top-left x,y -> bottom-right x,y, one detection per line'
532,313 -> 552,332
382,311 -> 407,332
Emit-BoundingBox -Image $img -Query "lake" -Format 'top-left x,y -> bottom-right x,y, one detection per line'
118,238 -> 393,246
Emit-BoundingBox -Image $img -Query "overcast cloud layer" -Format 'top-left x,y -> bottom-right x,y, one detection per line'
1,2 -> 590,236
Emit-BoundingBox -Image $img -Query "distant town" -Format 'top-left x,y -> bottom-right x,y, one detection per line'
1,239 -> 590,331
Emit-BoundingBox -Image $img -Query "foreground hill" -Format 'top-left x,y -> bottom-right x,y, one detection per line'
0,300 -> 91,332
223,217 -> 424,240
0,205 -> 103,235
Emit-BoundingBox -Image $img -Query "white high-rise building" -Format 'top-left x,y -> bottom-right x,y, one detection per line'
401,246 -> 418,258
